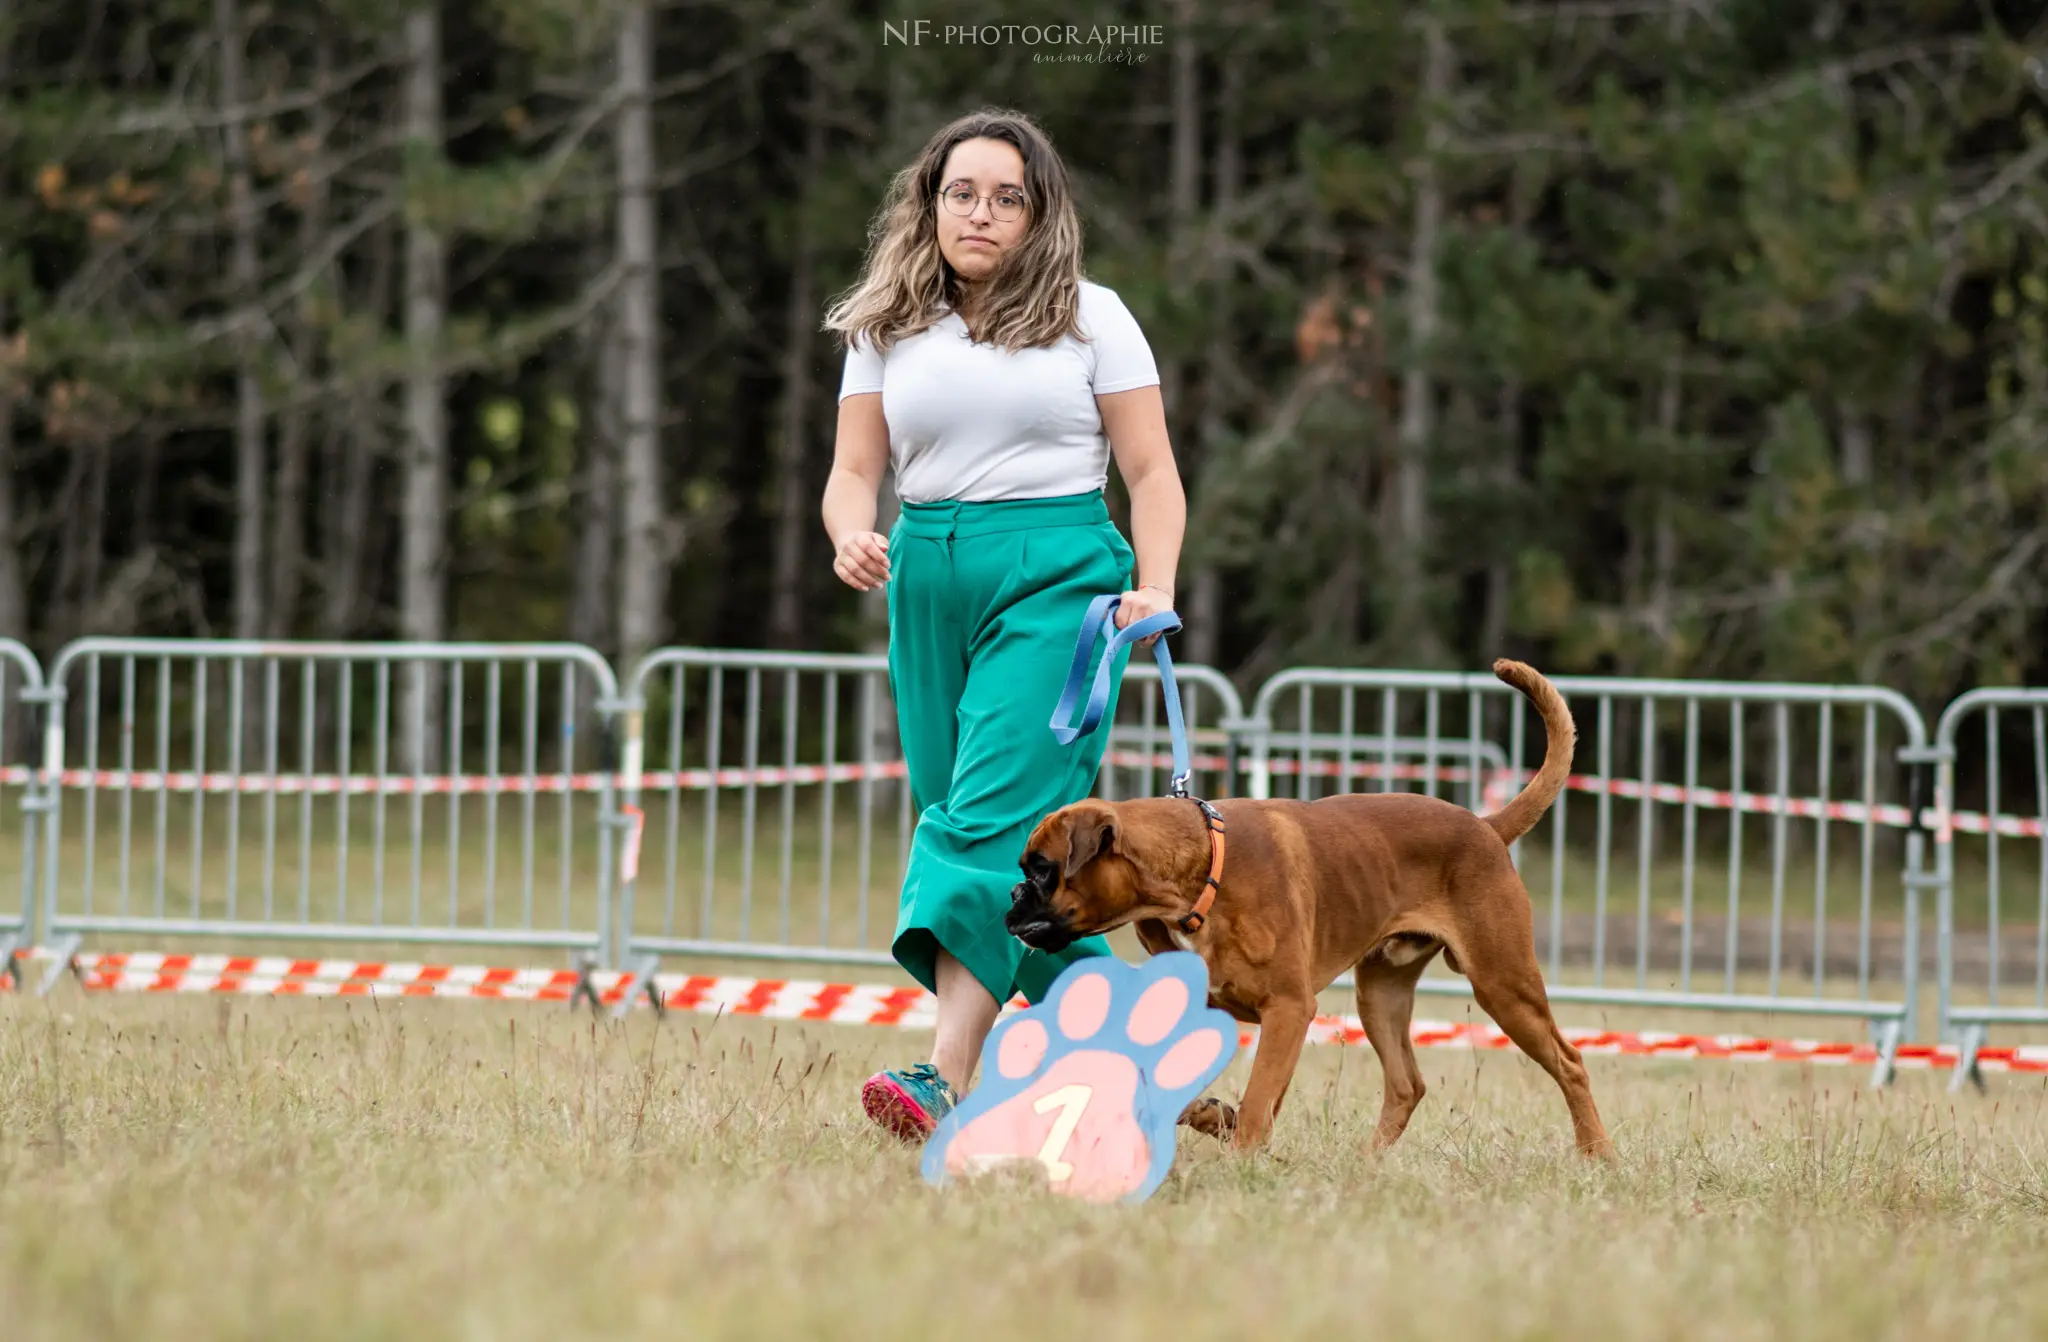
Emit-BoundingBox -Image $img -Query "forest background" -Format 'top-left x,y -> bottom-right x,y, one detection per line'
2,0 -> 2044,718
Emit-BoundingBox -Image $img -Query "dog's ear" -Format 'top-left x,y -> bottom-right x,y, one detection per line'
1062,812 -> 1116,881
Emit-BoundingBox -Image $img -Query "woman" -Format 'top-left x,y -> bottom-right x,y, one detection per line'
821,107 -> 1188,1142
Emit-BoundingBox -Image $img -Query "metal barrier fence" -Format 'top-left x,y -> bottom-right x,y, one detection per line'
1934,690 -> 2048,1089
33,639 -> 628,990
9,633 -> 2048,1087
1246,669 -> 1938,1068
0,638 -> 46,980
606,648 -> 1250,998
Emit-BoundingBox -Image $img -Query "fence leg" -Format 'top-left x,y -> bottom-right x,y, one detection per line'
613,951 -> 663,1021
1867,1017 -> 1902,1089
15,767 -> 50,982
36,932 -> 81,997
1245,717 -> 1271,801
567,953 -> 606,1016
1947,1024 -> 1988,1095
0,931 -> 20,990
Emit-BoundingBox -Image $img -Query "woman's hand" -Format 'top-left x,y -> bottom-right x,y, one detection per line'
1113,584 -> 1174,650
833,531 -> 891,591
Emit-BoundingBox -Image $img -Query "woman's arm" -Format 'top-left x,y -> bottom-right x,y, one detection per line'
1099,384 -> 1187,607
823,392 -> 892,590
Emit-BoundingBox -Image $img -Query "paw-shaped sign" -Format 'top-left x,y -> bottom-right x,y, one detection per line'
921,952 -> 1237,1204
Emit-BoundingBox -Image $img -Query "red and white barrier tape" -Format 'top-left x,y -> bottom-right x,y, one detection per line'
12,951 -> 2045,1078
634,974 -> 2048,1075
3,753 -> 2039,839
59,951 -> 601,999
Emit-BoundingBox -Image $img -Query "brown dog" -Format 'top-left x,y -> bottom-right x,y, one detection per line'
1004,659 -> 1612,1158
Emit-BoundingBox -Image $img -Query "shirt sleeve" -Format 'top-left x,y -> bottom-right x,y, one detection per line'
1084,287 -> 1161,395
838,331 -> 885,400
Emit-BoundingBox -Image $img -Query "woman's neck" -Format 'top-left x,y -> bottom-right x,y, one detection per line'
952,281 -> 985,325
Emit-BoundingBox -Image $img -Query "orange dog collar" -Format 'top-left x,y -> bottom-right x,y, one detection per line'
1176,798 -> 1227,935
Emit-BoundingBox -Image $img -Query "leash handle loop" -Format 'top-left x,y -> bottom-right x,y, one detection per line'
1049,594 -> 1192,792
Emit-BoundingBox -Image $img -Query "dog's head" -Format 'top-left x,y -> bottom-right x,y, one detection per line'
1005,799 -> 1173,952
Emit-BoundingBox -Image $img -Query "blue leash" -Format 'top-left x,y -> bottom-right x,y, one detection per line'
1049,593 -> 1193,797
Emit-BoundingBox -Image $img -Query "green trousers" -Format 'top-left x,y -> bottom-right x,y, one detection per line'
886,491 -> 1132,1006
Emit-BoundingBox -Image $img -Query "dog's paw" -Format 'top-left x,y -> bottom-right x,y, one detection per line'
1178,1096 -> 1237,1141
922,953 -> 1237,1204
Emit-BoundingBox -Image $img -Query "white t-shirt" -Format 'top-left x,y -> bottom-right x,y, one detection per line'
836,280 -> 1160,503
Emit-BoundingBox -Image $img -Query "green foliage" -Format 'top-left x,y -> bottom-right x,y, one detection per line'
485,0 -> 616,68
0,0 -> 2041,707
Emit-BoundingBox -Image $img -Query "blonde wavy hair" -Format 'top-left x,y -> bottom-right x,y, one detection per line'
823,108 -> 1087,354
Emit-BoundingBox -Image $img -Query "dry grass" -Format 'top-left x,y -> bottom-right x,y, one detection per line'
4,990 -> 2047,1340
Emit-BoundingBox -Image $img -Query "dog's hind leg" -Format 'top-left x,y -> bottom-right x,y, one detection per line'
1456,885 -> 1615,1159
1353,951 -> 1433,1150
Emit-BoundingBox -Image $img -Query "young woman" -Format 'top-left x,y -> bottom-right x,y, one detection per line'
821,107 -> 1189,1141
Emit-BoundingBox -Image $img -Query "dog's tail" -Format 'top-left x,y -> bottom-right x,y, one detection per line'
1482,659 -> 1576,846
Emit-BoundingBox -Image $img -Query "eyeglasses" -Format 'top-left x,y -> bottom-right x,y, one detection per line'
938,183 -> 1028,222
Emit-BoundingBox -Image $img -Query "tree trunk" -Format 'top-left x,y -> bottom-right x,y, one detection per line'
1479,379 -> 1519,660
269,34 -> 332,640
81,445 -> 108,624
400,3 -> 447,771
1188,37 -> 1242,669
570,300 -> 620,657
1648,364 -> 1681,656
614,0 -> 668,668
269,388 -> 311,641
0,300 -> 25,753
568,293 -> 621,750
1838,398 -> 1880,653
0,300 -> 24,651
1480,166 -> 1536,664
217,0 -> 265,645
52,442 -> 110,645
769,64 -> 825,650
0,26 -> 22,668
1839,402 -> 1873,485
1383,13 -> 1450,665
1155,0 -> 1199,634
321,215 -> 393,641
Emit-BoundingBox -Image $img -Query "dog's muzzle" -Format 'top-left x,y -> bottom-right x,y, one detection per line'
1005,857 -> 1077,952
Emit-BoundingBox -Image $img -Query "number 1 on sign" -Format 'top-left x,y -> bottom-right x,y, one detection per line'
1031,1084 -> 1093,1182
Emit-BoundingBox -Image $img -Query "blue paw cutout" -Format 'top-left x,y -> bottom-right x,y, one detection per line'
922,951 -> 1238,1204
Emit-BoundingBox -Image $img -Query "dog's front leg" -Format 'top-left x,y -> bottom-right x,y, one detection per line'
1230,996 -> 1315,1150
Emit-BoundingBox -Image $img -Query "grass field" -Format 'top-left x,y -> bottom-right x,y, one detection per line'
3,991 -> 2046,1340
